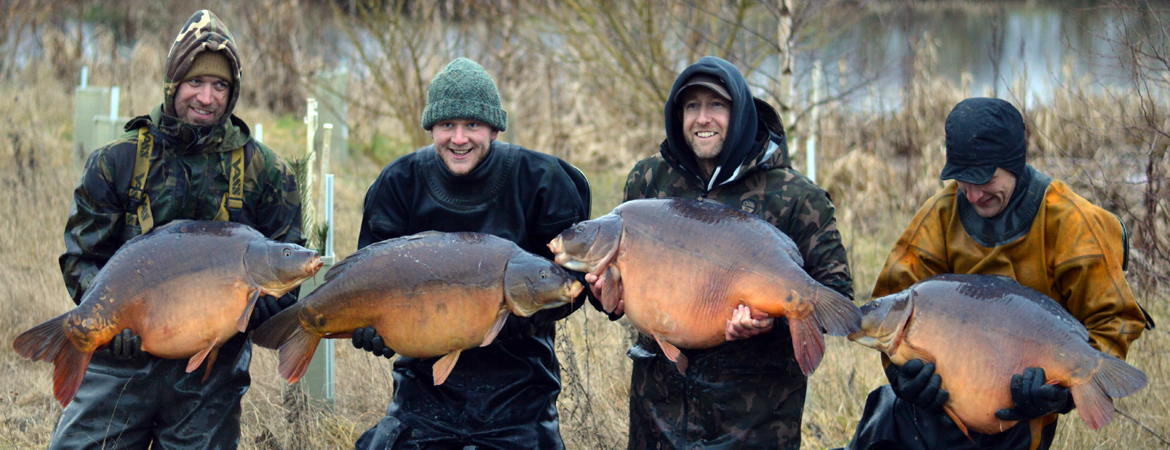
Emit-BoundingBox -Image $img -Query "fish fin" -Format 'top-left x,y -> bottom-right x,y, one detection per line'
944,406 -> 972,439
238,288 -> 261,333
432,350 -> 462,386
252,304 -> 303,349
13,314 -> 94,407
186,337 -> 219,374
674,353 -> 689,375
812,285 -> 862,336
482,310 -> 509,347
1091,353 -> 1148,398
601,266 -> 623,313
278,326 -> 322,384
651,334 -> 687,374
1071,381 -> 1115,430
788,315 -> 826,376
201,348 -> 220,382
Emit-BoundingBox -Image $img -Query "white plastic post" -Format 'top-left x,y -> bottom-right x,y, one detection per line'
323,174 -> 335,400
109,87 -> 119,120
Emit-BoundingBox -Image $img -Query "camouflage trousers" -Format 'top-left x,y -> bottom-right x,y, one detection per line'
626,332 -> 807,450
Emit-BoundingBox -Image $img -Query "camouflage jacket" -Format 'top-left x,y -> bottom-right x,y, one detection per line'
60,106 -> 303,304
622,55 -> 852,449
622,132 -> 853,448
61,10 -> 300,304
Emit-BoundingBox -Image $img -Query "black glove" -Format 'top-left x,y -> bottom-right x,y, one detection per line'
886,359 -> 948,414
995,367 -> 1073,421
248,292 -> 297,330
352,326 -> 395,359
109,328 -> 144,360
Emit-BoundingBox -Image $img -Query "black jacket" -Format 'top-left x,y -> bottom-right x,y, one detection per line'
356,141 -> 591,449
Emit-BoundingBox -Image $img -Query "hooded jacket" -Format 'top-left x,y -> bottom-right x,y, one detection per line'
621,56 -> 852,449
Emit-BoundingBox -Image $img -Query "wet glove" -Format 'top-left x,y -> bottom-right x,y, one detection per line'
995,367 -> 1073,421
109,328 -> 144,360
886,359 -> 948,414
248,292 -> 297,331
352,326 -> 395,359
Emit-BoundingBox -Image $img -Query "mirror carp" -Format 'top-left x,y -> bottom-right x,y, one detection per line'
12,220 -> 322,407
548,197 -> 861,376
252,231 -> 583,386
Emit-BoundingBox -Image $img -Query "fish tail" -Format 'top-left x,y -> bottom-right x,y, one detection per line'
1068,353 -> 1148,430
812,285 -> 862,336
788,315 -> 826,376
12,314 -> 93,407
1070,382 -> 1114,430
1092,353 -> 1148,398
277,326 -> 321,384
252,305 -> 302,350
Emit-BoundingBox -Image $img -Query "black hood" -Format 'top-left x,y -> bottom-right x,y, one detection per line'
663,56 -> 778,189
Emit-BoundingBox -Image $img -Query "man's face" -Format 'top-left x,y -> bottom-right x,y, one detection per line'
174,75 -> 230,125
431,119 -> 498,176
680,87 -> 731,163
956,167 -> 1017,218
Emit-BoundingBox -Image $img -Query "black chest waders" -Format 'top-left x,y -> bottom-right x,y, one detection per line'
128,127 -> 244,233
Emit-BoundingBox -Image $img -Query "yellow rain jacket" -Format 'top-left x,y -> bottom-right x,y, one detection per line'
872,172 -> 1147,448
874,177 -> 1146,359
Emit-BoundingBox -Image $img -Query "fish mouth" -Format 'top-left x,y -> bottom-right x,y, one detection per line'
567,280 -> 584,300
548,236 -> 564,255
306,256 -> 324,276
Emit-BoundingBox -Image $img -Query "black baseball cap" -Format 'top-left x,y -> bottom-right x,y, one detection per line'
940,97 -> 1026,185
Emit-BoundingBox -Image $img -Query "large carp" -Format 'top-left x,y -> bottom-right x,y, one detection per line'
547,197 -> 861,376
849,274 -> 1147,435
252,231 -> 584,386
12,220 -> 322,407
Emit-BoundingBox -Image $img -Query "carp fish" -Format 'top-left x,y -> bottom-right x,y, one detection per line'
547,197 -> 861,376
12,220 -> 322,407
252,231 -> 584,386
849,274 -> 1148,435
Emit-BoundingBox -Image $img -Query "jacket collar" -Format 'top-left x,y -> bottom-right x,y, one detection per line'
957,165 -> 1051,247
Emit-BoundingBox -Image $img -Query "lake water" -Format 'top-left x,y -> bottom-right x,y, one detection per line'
20,2 -> 1167,113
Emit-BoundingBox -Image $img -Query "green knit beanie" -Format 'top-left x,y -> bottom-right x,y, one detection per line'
421,58 -> 508,132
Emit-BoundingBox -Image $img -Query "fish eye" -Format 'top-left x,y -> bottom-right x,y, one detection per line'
540,271 -> 548,279
283,248 -> 292,257
575,225 -> 585,232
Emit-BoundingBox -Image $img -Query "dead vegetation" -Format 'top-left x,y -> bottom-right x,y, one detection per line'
0,1 -> 1167,449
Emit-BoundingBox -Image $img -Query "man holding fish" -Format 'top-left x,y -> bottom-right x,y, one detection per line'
581,56 -> 854,449
351,58 -> 593,449
49,9 -> 304,450
843,97 -> 1151,450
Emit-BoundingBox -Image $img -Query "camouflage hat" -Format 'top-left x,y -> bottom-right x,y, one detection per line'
163,10 -> 242,121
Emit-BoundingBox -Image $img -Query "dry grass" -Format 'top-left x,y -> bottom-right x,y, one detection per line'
1,3 -> 1168,450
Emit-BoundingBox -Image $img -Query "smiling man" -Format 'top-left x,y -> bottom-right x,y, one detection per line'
354,57 -> 593,449
604,56 -> 853,449
54,10 -> 303,449
842,97 -> 1149,450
